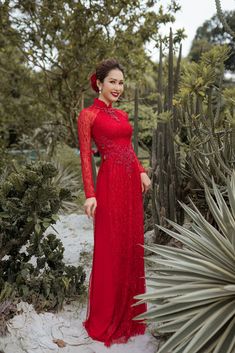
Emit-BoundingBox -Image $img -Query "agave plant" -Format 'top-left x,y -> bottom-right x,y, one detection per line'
133,172 -> 235,353
51,158 -> 81,213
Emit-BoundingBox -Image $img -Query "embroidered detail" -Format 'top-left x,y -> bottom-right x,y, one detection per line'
95,107 -> 121,122
93,97 -> 120,121
77,101 -> 146,198
96,135 -> 136,174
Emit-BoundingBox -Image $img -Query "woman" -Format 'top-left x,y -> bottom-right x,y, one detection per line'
77,58 -> 151,347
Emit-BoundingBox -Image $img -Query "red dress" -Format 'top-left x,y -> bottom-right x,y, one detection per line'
77,97 -> 147,347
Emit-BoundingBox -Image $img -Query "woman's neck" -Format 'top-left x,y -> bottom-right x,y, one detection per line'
98,95 -> 112,107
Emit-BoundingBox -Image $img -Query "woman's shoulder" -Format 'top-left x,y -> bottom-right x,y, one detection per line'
78,103 -> 98,116
77,104 -> 99,125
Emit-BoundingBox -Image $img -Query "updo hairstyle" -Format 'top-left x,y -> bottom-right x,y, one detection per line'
90,58 -> 124,93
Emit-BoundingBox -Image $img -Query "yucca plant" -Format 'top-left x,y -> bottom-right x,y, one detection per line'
133,172 -> 235,353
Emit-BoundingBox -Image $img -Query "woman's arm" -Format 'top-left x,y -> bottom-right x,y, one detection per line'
77,109 -> 96,199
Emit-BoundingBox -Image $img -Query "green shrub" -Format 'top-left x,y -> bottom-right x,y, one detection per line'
52,143 -> 85,212
0,161 -> 86,321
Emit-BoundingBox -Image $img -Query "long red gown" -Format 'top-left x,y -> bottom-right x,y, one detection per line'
77,97 -> 147,347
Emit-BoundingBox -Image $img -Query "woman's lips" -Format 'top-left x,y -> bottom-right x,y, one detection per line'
111,92 -> 119,97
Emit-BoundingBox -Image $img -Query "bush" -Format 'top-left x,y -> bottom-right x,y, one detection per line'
52,143 -> 85,212
0,161 -> 86,335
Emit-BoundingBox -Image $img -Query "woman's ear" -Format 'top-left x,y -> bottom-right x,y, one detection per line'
96,79 -> 101,90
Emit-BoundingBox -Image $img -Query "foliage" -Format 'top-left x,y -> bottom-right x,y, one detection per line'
0,300 -> 17,335
51,159 -> 81,214
0,143 -> 12,178
0,161 -> 86,317
175,45 -> 235,191
0,3 -> 63,149
118,101 -> 157,148
215,0 -> 235,39
149,30 -> 184,245
52,143 -> 85,209
4,0 -> 182,146
189,10 -> 235,72
16,121 -> 68,159
133,172 -> 235,353
149,37 -> 235,244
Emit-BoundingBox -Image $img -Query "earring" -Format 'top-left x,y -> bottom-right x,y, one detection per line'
98,87 -> 101,94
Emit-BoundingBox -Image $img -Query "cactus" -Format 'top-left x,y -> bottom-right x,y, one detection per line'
151,29 -> 184,244
177,45 -> 234,192
133,86 -> 139,154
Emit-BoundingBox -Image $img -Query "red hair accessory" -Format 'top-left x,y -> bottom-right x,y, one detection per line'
90,72 -> 99,93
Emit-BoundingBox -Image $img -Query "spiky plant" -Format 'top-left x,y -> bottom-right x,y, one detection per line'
51,158 -> 80,213
133,172 -> 235,353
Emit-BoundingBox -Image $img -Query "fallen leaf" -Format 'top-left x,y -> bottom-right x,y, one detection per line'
53,338 -> 66,348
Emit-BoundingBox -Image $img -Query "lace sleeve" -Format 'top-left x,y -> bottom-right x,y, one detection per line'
123,111 -> 147,174
77,108 -> 96,198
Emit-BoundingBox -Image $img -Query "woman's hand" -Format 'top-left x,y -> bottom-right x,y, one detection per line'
84,197 -> 97,219
140,172 -> 151,193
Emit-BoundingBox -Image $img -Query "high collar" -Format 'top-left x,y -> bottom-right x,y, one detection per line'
93,97 -> 113,109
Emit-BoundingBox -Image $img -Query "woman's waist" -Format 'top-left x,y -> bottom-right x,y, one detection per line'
99,144 -> 135,160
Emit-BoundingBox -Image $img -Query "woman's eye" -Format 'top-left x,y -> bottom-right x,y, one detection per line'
110,81 -> 124,85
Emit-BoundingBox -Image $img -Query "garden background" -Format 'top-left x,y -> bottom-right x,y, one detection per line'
0,1 -> 235,352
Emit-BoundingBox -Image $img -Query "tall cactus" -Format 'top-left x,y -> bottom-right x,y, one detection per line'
133,86 -> 139,154
151,29 -> 183,244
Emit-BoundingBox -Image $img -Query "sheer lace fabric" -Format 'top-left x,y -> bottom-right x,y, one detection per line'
77,98 -> 147,347
77,99 -> 146,198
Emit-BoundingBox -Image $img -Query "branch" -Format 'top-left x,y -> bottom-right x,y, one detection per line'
215,0 -> 235,38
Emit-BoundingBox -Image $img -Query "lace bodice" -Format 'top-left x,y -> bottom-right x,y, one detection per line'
77,98 -> 146,198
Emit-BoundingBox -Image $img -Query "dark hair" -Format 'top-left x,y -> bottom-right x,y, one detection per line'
96,58 -> 124,82
90,58 -> 124,93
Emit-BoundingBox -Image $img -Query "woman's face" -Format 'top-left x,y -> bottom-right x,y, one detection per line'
97,69 -> 124,105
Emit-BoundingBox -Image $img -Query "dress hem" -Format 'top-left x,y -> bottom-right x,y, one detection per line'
82,320 -> 147,347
